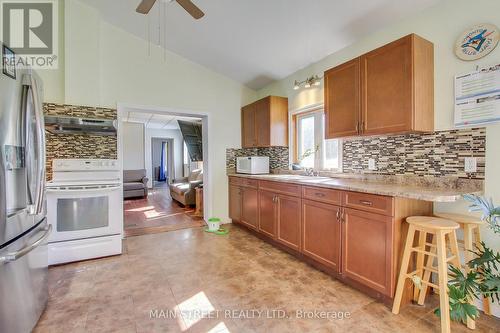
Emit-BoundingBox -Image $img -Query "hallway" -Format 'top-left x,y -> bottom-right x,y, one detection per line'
124,185 -> 205,237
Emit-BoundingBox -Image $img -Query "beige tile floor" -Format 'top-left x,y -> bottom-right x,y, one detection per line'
35,224 -> 500,333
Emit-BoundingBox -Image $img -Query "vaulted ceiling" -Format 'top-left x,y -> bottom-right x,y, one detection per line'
81,0 -> 442,90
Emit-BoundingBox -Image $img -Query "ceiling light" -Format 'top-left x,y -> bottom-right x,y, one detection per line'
313,75 -> 321,86
293,81 -> 300,90
304,81 -> 311,88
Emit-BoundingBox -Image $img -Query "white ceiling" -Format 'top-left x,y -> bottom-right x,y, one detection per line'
81,0 -> 442,90
123,111 -> 202,130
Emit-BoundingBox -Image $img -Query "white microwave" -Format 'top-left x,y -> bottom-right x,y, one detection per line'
236,156 -> 270,174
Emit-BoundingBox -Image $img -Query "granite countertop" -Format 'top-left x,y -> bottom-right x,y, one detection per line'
227,173 -> 483,202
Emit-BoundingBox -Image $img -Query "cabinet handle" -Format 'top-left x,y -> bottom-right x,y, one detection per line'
359,200 -> 373,206
336,209 -> 340,221
341,209 -> 346,223
356,122 -> 360,134
315,192 -> 325,197
360,121 -> 365,133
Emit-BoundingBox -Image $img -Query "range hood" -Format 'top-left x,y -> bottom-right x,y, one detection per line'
44,115 -> 117,136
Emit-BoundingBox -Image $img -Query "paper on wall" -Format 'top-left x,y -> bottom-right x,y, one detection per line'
454,64 -> 500,127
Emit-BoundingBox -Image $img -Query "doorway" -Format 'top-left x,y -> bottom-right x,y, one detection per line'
151,137 -> 173,188
118,105 -> 208,237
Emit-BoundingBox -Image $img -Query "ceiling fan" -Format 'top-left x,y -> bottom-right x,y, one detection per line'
136,0 -> 205,19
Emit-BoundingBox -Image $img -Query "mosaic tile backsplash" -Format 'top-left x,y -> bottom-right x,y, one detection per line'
226,146 -> 289,171
343,127 -> 486,179
44,103 -> 117,180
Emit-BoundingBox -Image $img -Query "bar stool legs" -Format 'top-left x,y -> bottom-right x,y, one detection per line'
392,217 -> 461,333
392,224 -> 416,315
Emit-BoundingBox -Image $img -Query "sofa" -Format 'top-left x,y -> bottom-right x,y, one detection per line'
169,169 -> 203,206
123,169 -> 148,199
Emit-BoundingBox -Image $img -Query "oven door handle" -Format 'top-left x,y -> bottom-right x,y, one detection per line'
46,186 -> 121,193
0,224 -> 52,264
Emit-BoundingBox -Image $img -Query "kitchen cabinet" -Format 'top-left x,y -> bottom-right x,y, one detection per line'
342,208 -> 393,296
241,103 -> 256,148
241,96 -> 288,148
258,190 -> 276,238
302,199 -> 341,271
324,34 -> 433,139
228,185 -> 242,221
241,187 -> 258,230
324,58 -> 361,139
228,176 -> 432,303
276,194 -> 302,251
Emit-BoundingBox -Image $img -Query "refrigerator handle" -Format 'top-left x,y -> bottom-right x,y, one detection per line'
0,224 -> 52,264
23,74 -> 46,215
0,143 -> 5,226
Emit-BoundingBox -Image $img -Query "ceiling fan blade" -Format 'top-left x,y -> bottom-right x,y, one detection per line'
176,0 -> 205,19
136,0 -> 157,14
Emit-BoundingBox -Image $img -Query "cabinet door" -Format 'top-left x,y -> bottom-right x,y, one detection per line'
276,194 -> 301,251
324,58 -> 361,139
228,185 -> 241,221
241,187 -> 258,230
254,98 -> 270,147
302,200 -> 341,271
361,35 -> 412,135
258,190 -> 276,238
342,208 -> 393,296
241,104 -> 256,148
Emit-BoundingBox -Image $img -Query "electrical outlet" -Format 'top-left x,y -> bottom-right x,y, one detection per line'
464,157 -> 477,173
368,158 -> 376,170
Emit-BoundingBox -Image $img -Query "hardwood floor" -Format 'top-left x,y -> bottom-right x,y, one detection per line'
124,185 -> 205,237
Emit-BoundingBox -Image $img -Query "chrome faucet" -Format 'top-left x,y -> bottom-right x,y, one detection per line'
304,168 -> 320,177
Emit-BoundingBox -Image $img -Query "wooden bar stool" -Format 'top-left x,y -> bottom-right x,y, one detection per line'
392,216 -> 461,333
434,212 -> 491,329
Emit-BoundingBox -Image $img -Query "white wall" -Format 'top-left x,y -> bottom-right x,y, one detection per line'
122,122 -> 145,170
145,128 -> 184,188
257,0 -> 500,316
54,0 -> 256,222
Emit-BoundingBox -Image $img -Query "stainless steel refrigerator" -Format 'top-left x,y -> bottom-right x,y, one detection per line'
0,67 -> 50,333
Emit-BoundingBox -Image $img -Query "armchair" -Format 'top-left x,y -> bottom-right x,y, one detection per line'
169,169 -> 203,206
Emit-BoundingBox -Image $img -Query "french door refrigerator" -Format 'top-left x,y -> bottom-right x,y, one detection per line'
0,67 -> 50,333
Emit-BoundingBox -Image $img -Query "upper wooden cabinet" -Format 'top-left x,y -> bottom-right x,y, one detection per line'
325,58 -> 361,138
324,34 -> 434,139
241,96 -> 288,148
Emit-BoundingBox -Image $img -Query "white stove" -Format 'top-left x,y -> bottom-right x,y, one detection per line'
46,159 -> 123,265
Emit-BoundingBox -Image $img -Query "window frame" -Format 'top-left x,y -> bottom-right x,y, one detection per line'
290,105 -> 342,172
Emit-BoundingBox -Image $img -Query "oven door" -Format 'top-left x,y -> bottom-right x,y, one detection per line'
46,185 -> 122,243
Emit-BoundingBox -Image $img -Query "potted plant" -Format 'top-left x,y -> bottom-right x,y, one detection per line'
434,194 -> 500,322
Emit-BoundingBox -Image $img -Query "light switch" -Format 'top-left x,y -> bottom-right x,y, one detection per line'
464,157 -> 477,173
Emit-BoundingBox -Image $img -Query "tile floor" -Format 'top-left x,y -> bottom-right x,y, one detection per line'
35,225 -> 500,333
124,186 -> 204,237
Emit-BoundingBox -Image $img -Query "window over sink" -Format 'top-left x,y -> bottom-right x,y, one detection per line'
293,107 -> 341,171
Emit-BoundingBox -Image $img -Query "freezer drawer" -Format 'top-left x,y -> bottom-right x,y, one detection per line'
0,219 -> 50,333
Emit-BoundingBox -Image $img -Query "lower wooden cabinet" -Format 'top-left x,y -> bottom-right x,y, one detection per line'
228,176 -> 432,303
342,208 -> 393,296
302,200 -> 341,271
276,194 -> 301,251
241,187 -> 259,230
258,190 -> 276,238
228,185 -> 242,221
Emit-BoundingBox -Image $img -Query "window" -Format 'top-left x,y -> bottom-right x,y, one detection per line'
294,110 -> 341,171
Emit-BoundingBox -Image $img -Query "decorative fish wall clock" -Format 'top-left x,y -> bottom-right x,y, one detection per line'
455,23 -> 499,61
